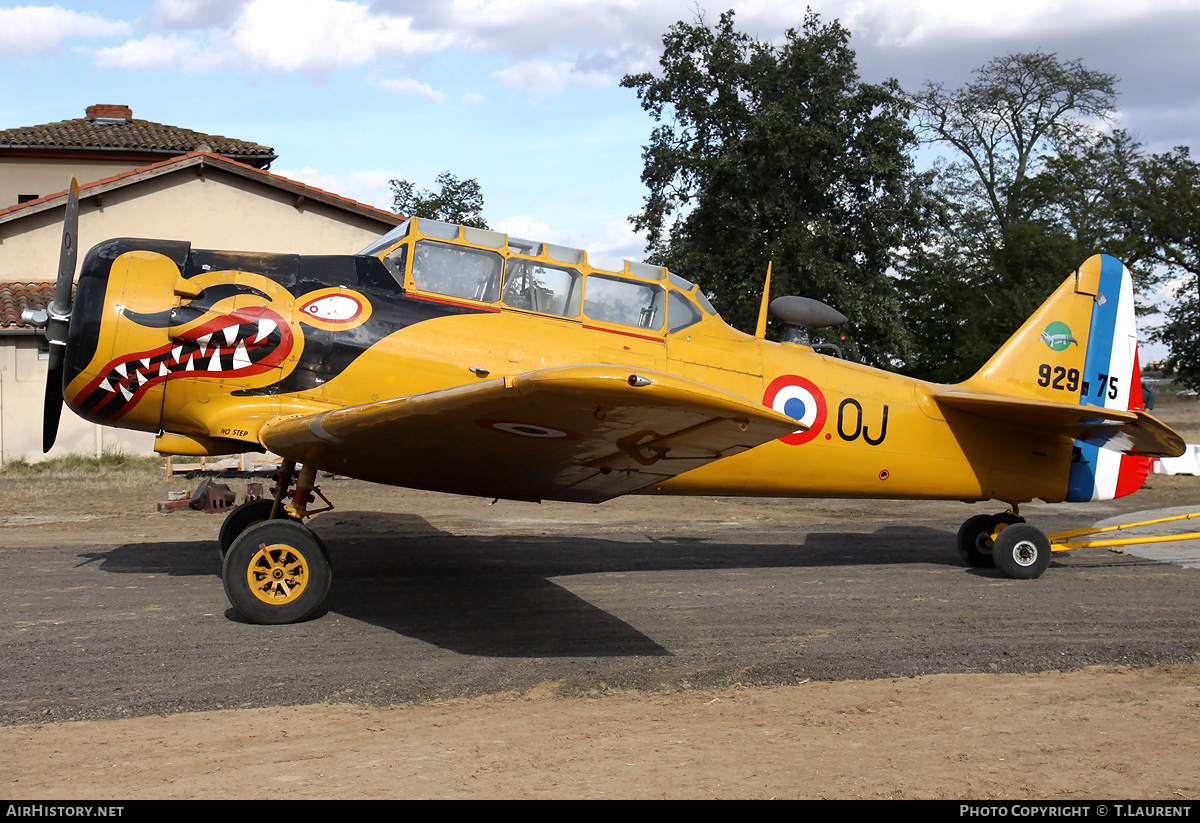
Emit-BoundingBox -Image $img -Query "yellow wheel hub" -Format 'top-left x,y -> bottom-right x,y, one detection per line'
247,543 -> 310,606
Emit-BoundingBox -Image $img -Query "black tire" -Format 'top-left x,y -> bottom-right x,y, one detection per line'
992,524 -> 1052,580
956,513 -> 1026,568
222,520 -> 332,624
218,498 -> 295,560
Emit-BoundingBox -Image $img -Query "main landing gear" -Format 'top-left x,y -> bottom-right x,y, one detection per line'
956,508 -> 1052,579
219,460 -> 335,624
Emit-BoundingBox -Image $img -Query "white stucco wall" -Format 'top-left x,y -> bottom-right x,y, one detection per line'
0,165 -> 394,278
0,157 -> 145,209
0,334 -> 155,463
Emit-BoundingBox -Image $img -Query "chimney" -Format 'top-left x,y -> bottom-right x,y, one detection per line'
86,104 -> 133,123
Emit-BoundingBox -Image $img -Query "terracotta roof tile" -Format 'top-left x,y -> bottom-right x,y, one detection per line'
0,105 -> 276,166
0,152 -> 402,225
0,282 -> 55,330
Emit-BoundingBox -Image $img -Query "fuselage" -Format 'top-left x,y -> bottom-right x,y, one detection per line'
63,219 -> 1082,506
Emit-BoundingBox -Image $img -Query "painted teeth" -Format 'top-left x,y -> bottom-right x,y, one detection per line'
232,341 -> 251,370
253,319 -> 276,343
102,316 -> 279,404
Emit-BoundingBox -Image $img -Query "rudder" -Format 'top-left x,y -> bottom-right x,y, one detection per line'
961,254 -> 1151,501
1065,256 -> 1151,501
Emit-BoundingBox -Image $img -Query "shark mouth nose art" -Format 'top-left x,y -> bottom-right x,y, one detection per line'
75,305 -> 293,422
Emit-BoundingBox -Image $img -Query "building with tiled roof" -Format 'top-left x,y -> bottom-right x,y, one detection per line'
0,282 -> 56,332
0,107 -> 400,463
1,104 -> 277,209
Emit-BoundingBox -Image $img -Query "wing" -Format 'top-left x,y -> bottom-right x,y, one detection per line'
259,364 -> 800,503
935,390 -> 1185,457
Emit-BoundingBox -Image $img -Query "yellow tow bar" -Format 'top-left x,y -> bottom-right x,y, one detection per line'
1047,511 -> 1200,552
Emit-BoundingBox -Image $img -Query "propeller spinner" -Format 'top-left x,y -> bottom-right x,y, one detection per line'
21,178 -> 80,452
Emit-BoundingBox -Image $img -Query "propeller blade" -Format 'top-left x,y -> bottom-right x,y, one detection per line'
42,366 -> 65,454
41,178 -> 80,452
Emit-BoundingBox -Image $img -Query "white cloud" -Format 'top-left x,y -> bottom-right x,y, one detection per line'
493,215 -> 563,243
570,219 -> 648,272
373,75 -> 446,104
842,0 -> 1200,47
272,165 -> 399,211
94,32 -> 222,73
227,0 -> 456,74
143,0 -> 249,30
493,60 -> 573,97
493,215 -> 647,271
0,5 -> 129,58
491,56 -> 614,97
461,92 -> 485,105
100,0 -> 462,75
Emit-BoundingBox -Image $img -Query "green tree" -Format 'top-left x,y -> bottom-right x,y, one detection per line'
901,52 -> 1123,381
1135,147 -> 1200,387
390,171 -> 488,229
622,9 -> 926,366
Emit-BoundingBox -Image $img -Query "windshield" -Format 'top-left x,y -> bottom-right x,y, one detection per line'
356,219 -> 411,256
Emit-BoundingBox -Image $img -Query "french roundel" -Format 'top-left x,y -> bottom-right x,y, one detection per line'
476,418 -> 582,440
763,374 -> 827,445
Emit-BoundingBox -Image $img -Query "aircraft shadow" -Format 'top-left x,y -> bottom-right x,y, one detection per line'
79,512 -> 1001,657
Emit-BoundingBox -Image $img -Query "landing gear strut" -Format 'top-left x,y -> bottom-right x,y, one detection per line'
219,460 -> 335,623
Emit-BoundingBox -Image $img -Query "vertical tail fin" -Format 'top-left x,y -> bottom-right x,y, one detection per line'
962,254 -> 1151,501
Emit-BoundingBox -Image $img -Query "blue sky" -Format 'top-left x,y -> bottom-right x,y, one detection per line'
4,0 -> 1200,280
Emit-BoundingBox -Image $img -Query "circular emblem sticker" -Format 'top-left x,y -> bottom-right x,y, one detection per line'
763,375 -> 827,445
1039,321 -> 1079,352
476,419 -> 582,440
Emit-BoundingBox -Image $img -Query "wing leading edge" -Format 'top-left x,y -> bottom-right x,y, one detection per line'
259,365 -> 800,503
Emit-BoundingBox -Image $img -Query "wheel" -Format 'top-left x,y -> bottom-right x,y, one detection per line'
222,520 -> 331,624
218,498 -> 296,560
956,512 -> 1026,568
992,524 -> 1052,580
957,514 -> 998,567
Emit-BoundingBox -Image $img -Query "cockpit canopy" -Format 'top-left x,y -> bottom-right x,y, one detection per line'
359,217 -> 716,335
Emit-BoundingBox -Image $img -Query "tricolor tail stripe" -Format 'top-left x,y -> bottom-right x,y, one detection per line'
1066,255 -> 1147,501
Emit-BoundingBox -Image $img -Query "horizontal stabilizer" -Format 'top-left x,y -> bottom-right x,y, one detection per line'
935,390 -> 1185,457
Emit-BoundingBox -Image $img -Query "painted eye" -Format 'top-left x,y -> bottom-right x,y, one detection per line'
299,294 -> 363,323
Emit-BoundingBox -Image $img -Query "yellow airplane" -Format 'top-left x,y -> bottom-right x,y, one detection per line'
28,181 -> 1184,624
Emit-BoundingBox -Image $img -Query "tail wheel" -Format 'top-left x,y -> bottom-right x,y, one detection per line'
222,520 -> 331,624
992,524 -> 1052,580
956,512 -> 1025,568
218,498 -> 299,560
